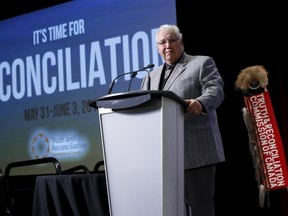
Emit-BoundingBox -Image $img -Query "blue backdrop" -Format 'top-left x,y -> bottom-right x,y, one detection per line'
0,0 -> 177,173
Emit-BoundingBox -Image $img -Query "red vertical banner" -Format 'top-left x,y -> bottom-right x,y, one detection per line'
244,90 -> 288,190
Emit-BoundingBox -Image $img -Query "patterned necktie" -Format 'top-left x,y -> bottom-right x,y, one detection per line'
164,66 -> 173,79
161,65 -> 174,90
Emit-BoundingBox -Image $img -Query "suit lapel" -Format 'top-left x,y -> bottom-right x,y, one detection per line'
163,64 -> 186,90
150,65 -> 164,90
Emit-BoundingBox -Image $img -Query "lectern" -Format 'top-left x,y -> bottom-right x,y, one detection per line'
89,90 -> 186,216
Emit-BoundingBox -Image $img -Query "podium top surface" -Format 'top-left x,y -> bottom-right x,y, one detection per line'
89,90 -> 187,110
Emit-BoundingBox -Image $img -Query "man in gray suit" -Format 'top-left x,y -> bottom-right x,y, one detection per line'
141,24 -> 225,216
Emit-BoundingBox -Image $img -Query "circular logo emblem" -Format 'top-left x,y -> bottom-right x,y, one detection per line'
31,133 -> 50,159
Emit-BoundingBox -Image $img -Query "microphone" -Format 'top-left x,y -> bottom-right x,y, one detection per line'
141,63 -> 154,71
107,64 -> 154,94
143,64 -> 153,91
128,64 -> 154,91
127,71 -> 138,92
146,69 -> 151,90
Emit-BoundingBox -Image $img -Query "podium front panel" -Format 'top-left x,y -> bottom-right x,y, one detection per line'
98,97 -> 184,216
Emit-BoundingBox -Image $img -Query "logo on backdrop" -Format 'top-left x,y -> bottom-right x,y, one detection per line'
30,130 -> 89,160
32,133 -> 50,159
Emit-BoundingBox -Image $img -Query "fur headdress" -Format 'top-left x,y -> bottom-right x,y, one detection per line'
235,65 -> 269,93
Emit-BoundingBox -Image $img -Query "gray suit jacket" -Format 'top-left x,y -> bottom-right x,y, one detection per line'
141,53 -> 225,169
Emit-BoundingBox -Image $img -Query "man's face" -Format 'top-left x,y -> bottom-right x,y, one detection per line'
156,30 -> 183,65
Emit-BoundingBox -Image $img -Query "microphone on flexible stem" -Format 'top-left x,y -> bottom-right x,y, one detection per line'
127,72 -> 138,92
146,69 -> 151,90
146,64 -> 154,90
140,63 -> 154,90
107,71 -> 132,94
107,63 -> 154,94
141,69 -> 151,90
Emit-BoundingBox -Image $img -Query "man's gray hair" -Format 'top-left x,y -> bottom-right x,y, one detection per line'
155,24 -> 183,42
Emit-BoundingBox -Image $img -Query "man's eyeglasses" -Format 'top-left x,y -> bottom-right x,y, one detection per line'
157,38 -> 179,46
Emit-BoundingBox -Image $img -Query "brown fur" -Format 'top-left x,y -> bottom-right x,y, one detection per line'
235,65 -> 269,92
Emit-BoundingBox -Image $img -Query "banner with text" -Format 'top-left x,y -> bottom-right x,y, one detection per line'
0,0 -> 176,173
244,90 -> 288,190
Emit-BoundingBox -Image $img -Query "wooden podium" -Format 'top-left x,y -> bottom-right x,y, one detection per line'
89,90 -> 186,216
